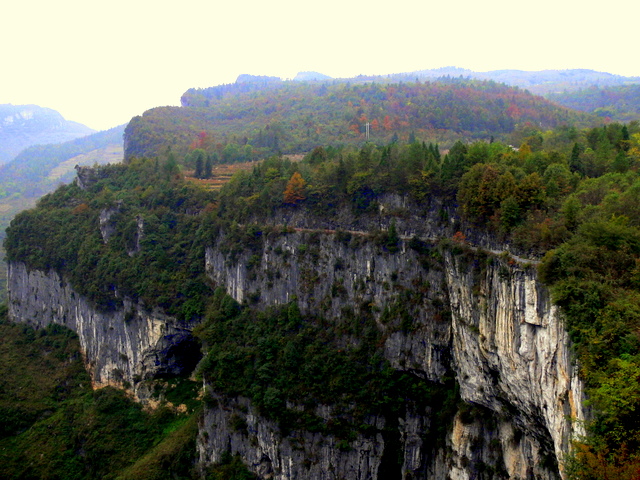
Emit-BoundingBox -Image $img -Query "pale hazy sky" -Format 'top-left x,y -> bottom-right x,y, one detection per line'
2,0 -> 638,131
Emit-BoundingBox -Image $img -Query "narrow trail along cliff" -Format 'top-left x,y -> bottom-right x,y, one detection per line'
5,167 -> 583,479
287,225 -> 542,266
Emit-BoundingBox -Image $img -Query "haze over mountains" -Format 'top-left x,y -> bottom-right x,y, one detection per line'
0,104 -> 95,164
252,67 -> 640,123
231,67 -> 640,92
371,67 -> 640,93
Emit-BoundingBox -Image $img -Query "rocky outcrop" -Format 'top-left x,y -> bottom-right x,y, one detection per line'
7,262 -> 199,400
199,387 -> 561,480
75,164 -> 116,190
99,202 -> 123,243
202,228 -> 586,479
252,193 -> 513,255
199,395 -> 387,480
445,253 -> 586,471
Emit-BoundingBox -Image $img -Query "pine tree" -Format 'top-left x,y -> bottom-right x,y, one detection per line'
204,156 -> 213,179
569,142 -> 584,175
194,156 -> 203,178
385,220 -> 400,253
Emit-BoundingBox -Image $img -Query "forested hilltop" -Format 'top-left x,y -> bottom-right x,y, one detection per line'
5,111 -> 640,477
291,67 -> 640,121
125,77 -> 596,164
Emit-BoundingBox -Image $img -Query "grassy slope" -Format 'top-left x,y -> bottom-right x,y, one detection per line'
0,311 -> 201,480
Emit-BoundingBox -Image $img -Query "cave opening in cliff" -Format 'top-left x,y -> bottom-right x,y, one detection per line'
155,334 -> 203,379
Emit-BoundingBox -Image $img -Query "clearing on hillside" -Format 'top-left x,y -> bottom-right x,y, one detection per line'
185,155 -> 303,191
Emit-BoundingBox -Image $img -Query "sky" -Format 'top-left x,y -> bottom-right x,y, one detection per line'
1,0 -> 639,131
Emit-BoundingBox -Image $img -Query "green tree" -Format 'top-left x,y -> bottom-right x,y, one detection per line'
204,155 -> 213,179
440,141 -> 468,190
195,156 -> 204,178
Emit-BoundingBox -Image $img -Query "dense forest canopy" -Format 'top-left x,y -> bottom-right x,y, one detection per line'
125,78 -> 596,164
547,84 -> 640,122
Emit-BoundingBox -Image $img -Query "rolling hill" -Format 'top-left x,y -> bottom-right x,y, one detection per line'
125,77 -> 597,162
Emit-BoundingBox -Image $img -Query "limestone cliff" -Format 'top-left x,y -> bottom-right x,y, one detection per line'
7,262 -> 200,399
6,193 -> 587,479
200,224 -> 586,479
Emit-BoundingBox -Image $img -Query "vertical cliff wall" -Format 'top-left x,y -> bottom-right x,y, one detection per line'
7,262 -> 199,399
201,229 -> 586,479
444,253 -> 586,470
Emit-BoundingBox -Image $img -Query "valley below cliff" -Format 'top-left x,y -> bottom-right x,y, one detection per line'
6,180 -> 585,479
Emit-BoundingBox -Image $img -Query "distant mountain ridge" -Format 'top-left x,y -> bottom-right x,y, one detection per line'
0,104 -> 95,164
0,123 -> 125,200
208,67 -> 640,123
545,84 -> 640,122
280,67 -> 640,94
293,71 -> 332,82
387,67 -> 640,94
185,67 -> 640,104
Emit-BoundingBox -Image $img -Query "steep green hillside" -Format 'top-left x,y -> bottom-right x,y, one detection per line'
0,309 -> 198,480
0,308 -> 259,480
0,104 -> 95,164
0,124 -> 125,303
124,78 -> 595,163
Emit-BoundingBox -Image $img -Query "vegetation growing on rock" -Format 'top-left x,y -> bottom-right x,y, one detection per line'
5,111 -> 640,476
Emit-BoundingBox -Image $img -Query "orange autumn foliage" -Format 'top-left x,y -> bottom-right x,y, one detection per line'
283,172 -> 306,204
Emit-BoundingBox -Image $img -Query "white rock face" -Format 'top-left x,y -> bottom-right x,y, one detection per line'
199,395 -> 385,480
202,230 -> 587,479
2,110 -> 35,126
7,262 -> 198,399
443,253 -> 586,477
